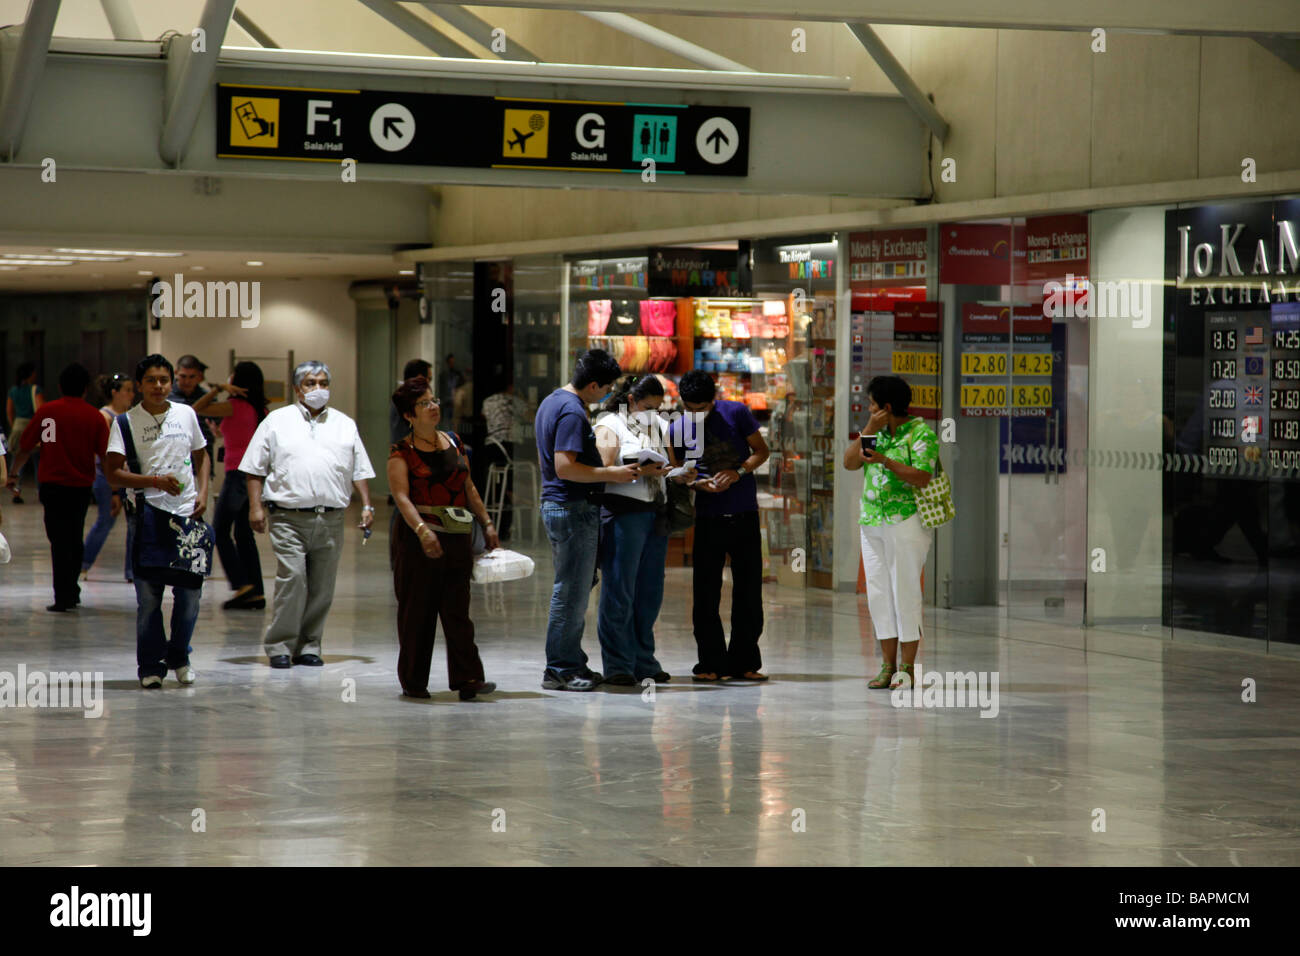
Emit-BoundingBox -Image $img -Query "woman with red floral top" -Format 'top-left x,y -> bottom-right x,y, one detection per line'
389,376 -> 498,700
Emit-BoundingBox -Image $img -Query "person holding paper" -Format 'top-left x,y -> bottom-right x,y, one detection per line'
593,375 -> 678,685
667,370 -> 770,682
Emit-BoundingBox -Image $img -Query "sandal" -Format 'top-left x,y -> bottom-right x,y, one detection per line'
692,672 -> 722,683
890,663 -> 916,690
723,671 -> 768,682
868,662 -> 896,689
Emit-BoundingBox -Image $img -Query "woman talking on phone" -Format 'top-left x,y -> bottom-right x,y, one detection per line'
843,375 -> 939,691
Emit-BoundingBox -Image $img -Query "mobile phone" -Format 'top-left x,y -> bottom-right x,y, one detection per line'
861,434 -> 877,453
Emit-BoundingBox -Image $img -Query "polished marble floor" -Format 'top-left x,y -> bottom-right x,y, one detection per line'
1,500 -> 1298,866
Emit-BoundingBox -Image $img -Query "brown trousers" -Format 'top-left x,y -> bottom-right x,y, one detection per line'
391,521 -> 484,693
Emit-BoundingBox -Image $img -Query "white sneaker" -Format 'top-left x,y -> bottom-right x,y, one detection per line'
176,665 -> 197,685
140,675 -> 163,689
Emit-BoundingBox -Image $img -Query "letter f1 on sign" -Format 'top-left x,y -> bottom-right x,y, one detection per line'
696,117 -> 739,164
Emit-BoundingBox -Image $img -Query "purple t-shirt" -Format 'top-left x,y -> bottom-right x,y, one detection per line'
536,388 -> 603,503
670,399 -> 760,516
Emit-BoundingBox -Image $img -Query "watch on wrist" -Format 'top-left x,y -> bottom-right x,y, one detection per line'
735,465 -> 748,477
362,505 -> 375,512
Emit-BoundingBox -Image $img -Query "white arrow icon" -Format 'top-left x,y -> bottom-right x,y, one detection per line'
370,103 -> 415,152
695,117 -> 739,165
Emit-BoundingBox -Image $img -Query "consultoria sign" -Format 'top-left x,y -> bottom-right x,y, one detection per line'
1169,200 -> 1300,310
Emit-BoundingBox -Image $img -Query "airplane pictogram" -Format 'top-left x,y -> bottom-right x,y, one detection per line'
506,127 -> 535,151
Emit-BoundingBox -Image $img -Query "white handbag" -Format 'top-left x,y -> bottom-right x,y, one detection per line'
0,529 -> 11,564
471,548 -> 535,584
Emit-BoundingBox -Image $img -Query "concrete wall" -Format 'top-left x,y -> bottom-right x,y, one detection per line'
155,278 -> 358,418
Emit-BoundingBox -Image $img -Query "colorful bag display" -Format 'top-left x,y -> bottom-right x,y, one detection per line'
638,299 -> 678,337
587,300 -> 611,336
588,336 -> 678,373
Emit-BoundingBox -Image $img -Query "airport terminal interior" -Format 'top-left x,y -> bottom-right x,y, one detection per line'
1,0 -> 1299,870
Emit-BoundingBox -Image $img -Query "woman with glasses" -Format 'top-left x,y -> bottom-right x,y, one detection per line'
82,373 -> 136,582
388,376 -> 498,700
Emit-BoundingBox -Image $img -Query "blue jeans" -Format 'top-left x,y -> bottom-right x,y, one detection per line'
596,509 -> 667,679
135,575 -> 201,679
82,472 -> 133,580
541,499 -> 600,674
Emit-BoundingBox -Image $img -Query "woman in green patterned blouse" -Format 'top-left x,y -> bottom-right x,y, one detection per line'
842,375 -> 939,690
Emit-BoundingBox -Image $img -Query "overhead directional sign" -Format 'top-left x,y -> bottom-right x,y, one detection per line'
216,84 -> 750,177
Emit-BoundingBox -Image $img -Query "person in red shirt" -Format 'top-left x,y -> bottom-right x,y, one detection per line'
6,363 -> 109,611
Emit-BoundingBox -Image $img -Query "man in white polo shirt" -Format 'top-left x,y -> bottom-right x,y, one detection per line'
241,361 -> 376,669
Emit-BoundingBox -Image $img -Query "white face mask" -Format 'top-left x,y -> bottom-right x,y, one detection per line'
301,388 -> 330,410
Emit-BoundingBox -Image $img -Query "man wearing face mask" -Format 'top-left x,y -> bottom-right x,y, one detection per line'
240,361 -> 376,669
667,370 -> 771,683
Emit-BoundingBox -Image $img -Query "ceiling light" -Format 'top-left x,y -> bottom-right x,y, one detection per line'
246,260 -> 263,267
54,248 -> 183,257
1,252 -> 123,262
399,269 -> 415,275
0,259 -> 73,267
137,270 -> 153,275
191,265 -> 205,271
0,265 -> 19,271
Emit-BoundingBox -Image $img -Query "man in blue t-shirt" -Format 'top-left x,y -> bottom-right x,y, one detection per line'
535,349 -> 639,691
668,370 -> 771,682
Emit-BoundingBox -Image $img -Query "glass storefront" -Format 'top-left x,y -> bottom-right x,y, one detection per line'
410,193 -> 1300,654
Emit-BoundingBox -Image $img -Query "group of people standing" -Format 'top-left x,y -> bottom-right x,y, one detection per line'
533,349 -> 774,690
3,343 -> 940,699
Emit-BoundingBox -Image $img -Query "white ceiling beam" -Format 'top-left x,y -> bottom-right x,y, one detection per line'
100,0 -> 143,40
420,4 -> 540,61
232,6 -> 280,50
846,22 -> 947,143
0,0 -> 62,161
356,0 -> 477,59
578,11 -> 754,72
159,0 -> 237,165
454,0 -> 1300,37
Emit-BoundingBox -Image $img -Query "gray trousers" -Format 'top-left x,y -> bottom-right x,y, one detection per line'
264,509 -> 345,658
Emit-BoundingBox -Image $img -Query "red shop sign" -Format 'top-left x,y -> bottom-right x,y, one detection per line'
940,223 -> 1025,285
1025,214 -> 1089,285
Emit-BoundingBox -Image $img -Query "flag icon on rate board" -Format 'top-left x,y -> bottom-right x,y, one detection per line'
1245,356 -> 1265,376
1245,326 -> 1265,345
1243,385 -> 1264,406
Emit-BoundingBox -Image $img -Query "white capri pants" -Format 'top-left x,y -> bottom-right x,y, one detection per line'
859,514 -> 931,643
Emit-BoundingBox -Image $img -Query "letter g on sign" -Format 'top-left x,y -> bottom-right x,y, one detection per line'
576,113 -> 606,149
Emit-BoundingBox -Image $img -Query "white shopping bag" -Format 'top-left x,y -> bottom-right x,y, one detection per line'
0,530 -> 10,564
471,548 -> 535,584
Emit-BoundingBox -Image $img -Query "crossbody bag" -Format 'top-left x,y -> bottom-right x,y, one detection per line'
116,412 -> 214,587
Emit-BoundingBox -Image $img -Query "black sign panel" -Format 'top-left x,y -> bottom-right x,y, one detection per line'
647,246 -> 750,297
216,84 -> 749,177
